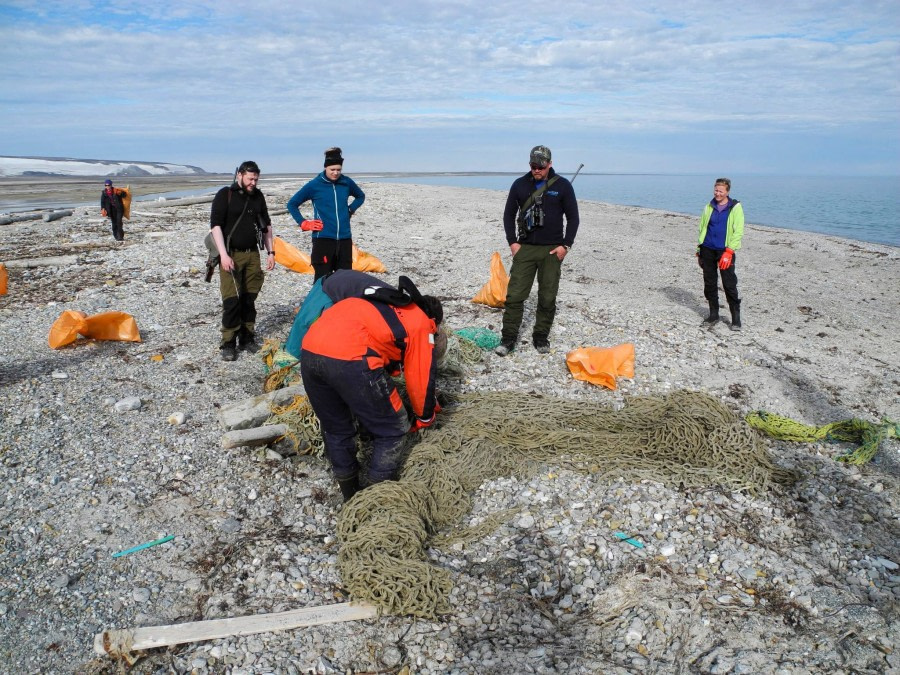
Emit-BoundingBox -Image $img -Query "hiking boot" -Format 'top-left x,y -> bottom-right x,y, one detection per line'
533,335 -> 550,354
494,340 -> 515,357
220,340 -> 238,361
238,330 -> 259,352
337,475 -> 360,503
729,304 -> 742,331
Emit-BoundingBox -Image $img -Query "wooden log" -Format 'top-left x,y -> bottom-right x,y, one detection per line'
4,255 -> 78,268
43,209 -> 74,222
218,384 -> 306,431
0,212 -> 43,225
140,195 -> 215,209
222,423 -> 289,449
94,602 -> 378,657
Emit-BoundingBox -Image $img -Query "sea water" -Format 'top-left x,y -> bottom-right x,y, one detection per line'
367,174 -> 899,247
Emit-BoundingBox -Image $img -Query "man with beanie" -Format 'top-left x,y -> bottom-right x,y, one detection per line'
287,147 -> 366,280
100,179 -> 125,241
209,160 -> 275,361
496,145 -> 580,356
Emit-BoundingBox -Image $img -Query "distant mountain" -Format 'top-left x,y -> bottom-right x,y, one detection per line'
0,156 -> 208,177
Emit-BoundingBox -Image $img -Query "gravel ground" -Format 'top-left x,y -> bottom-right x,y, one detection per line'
0,180 -> 898,674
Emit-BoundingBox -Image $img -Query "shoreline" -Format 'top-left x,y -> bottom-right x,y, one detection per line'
1,174 -> 897,250
0,181 -> 897,672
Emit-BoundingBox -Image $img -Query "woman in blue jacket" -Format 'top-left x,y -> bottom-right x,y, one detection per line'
287,147 -> 366,280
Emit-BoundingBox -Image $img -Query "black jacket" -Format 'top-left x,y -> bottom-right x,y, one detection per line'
502,168 -> 579,247
210,183 -> 271,251
100,189 -> 122,215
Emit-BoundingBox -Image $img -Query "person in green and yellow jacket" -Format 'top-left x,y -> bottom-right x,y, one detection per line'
696,177 -> 744,331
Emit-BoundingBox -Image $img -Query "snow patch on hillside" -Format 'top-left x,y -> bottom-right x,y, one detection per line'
0,156 -> 208,177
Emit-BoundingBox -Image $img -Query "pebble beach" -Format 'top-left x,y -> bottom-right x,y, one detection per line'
0,179 -> 898,674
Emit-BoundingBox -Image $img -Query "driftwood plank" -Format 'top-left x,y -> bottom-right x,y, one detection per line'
94,602 -> 378,656
43,209 -> 74,222
221,423 -> 289,449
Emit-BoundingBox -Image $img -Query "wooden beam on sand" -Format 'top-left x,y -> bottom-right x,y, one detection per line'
0,213 -> 43,225
140,195 -> 215,209
43,209 -> 74,222
222,423 -> 289,449
94,602 -> 379,657
4,255 -> 78,268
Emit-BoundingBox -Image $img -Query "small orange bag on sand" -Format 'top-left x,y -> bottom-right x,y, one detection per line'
352,244 -> 387,273
273,236 -> 314,274
471,252 -> 509,307
566,343 -> 635,390
48,310 -> 142,349
0,263 -> 7,295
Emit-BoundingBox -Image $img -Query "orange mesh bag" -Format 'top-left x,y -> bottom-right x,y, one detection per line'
273,236 -> 314,274
0,262 -> 7,295
116,186 -> 133,220
566,343 -> 635,390
49,310 -> 141,349
471,252 -> 509,308
352,243 -> 387,273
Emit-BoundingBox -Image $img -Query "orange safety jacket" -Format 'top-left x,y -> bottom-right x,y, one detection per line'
301,297 -> 439,420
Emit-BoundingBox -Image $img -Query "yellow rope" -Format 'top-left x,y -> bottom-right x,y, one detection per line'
746,410 -> 899,464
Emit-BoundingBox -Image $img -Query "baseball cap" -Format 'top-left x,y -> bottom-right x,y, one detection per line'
529,145 -> 552,167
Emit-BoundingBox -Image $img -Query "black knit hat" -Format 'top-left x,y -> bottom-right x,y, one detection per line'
324,147 -> 344,167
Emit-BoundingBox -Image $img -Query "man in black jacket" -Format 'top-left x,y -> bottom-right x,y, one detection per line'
209,161 -> 275,361
496,145 -> 580,355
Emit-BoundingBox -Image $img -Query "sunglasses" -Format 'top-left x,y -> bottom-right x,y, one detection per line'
530,163 -> 548,170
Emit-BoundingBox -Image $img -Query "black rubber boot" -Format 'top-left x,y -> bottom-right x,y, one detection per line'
238,328 -> 259,352
729,303 -> 742,331
220,339 -> 238,361
703,302 -> 720,323
337,475 -> 360,503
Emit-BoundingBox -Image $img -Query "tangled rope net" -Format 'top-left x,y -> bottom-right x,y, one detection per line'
335,390 -> 795,618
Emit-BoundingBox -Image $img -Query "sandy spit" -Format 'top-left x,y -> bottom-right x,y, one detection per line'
0,179 -> 897,673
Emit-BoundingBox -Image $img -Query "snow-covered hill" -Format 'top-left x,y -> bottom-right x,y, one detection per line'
0,156 -> 208,177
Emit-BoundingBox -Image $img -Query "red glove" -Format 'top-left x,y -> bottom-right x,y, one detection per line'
718,248 -> 734,270
300,219 -> 324,231
409,414 -> 435,432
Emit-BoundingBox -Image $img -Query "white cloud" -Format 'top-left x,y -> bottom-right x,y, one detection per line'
1,0 -> 897,172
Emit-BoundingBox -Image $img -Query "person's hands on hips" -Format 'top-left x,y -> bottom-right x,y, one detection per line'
221,254 -> 235,272
509,242 -> 521,256
718,248 -> 734,270
301,219 -> 324,231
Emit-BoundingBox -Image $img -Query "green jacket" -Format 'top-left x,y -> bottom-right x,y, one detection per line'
698,200 -> 744,250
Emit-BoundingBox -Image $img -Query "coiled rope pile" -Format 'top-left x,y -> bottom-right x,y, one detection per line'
331,389 -> 795,618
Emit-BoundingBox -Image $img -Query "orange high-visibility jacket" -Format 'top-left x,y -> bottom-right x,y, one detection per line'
301,297 -> 439,420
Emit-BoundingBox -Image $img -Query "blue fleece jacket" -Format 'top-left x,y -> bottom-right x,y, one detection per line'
286,173 -> 365,240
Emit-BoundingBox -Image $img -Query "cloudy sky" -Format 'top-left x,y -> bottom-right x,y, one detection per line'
1,1 -> 898,175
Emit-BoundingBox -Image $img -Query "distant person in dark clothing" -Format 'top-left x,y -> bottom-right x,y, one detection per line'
696,177 -> 745,331
100,179 -> 124,241
287,147 -> 366,280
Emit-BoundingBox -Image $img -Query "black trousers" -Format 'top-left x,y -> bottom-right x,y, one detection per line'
699,245 -> 740,311
311,238 -> 353,281
108,210 -> 124,241
300,351 -> 408,484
